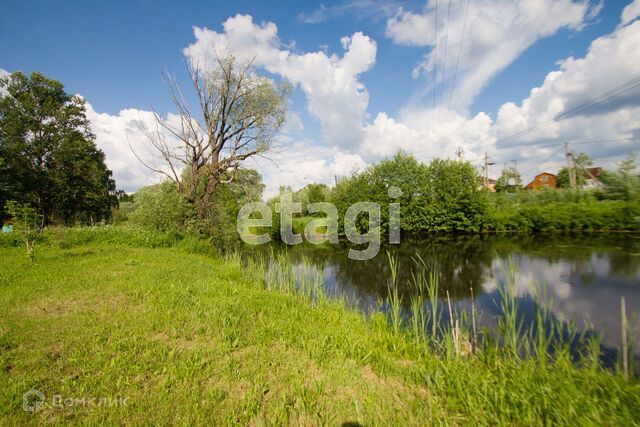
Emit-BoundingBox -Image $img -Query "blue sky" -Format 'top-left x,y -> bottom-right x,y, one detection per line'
2,0 -> 640,195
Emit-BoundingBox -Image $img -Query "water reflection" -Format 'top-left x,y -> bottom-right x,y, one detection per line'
249,234 -> 640,355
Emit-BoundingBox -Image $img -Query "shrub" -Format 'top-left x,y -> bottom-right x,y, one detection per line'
112,201 -> 138,225
128,182 -> 194,233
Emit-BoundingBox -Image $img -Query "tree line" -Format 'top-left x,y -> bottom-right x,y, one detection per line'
0,72 -> 116,225
3,62 -> 639,242
265,151 -> 640,237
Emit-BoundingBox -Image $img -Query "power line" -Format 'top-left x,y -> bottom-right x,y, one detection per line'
495,75 -> 640,145
433,0 -> 438,110
506,136 -> 640,149
514,137 -> 640,179
520,145 -> 566,177
448,0 -> 471,111
571,137 -> 640,145
554,76 -> 640,122
439,0 -> 452,110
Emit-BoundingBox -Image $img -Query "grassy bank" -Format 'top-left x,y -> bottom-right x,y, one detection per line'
1,230 -> 640,424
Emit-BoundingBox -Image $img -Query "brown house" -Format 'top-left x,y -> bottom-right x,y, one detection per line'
525,172 -> 557,190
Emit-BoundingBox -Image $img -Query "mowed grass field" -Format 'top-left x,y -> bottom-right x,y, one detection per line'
1,233 -> 640,424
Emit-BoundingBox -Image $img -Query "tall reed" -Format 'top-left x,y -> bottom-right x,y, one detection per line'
386,251 -> 402,335
496,257 -> 523,356
409,267 -> 427,345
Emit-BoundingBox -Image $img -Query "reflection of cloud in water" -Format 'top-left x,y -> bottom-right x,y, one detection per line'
484,255 -> 640,350
260,234 -> 640,354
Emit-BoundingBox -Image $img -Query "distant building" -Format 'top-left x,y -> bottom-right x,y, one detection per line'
525,172 -> 557,190
582,167 -> 603,189
478,177 -> 497,192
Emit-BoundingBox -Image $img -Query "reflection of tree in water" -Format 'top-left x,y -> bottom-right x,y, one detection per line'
250,233 -> 640,304
248,234 -> 640,355
608,251 -> 640,279
256,235 -> 496,302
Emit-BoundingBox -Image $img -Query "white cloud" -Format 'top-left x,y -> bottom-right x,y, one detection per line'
250,142 -> 367,200
282,111 -> 304,133
183,14 -> 376,149
0,68 -> 9,96
493,16 -> 640,165
54,4 -> 640,196
85,103 -> 175,192
298,0 -> 400,24
363,8 -> 640,183
362,109 -> 494,165
621,0 -> 640,27
386,0 -> 597,110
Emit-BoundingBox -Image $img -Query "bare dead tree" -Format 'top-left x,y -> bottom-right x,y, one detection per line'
134,51 -> 290,219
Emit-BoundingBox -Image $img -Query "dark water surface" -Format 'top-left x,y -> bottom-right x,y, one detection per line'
255,234 -> 640,357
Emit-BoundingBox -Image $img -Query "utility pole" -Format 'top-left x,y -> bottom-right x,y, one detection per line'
482,152 -> 496,188
455,146 -> 465,161
483,153 -> 488,187
514,160 -> 520,192
565,142 -> 576,188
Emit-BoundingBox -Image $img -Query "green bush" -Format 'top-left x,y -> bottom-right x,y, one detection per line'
485,200 -> 640,233
19,225 -> 218,256
112,201 -> 138,225
49,225 -> 184,248
128,182 -> 194,233
330,152 -> 487,234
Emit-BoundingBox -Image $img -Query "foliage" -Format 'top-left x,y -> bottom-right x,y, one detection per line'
4,200 -> 42,260
598,154 -> 640,201
557,152 -> 593,188
486,200 -> 640,232
128,182 -> 194,233
266,183 -> 330,219
122,168 -> 264,251
495,167 -> 522,193
138,53 -> 290,220
306,183 -> 329,205
421,158 -> 488,232
0,72 -> 117,224
192,168 -> 265,251
112,201 -> 137,225
330,152 -> 487,233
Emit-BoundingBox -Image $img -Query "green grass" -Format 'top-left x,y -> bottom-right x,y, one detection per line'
1,230 -> 640,424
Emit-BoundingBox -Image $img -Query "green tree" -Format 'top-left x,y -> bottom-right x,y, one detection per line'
365,151 -> 430,232
0,71 -> 116,224
128,182 -> 193,233
421,158 -> 487,232
599,154 -> 640,200
205,168 -> 266,248
330,152 -> 487,233
5,200 -> 43,261
138,53 -> 290,222
557,152 -> 593,188
306,183 -> 329,209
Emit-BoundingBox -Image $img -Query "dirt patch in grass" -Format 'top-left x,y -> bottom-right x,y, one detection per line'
361,364 -> 429,402
20,292 -> 131,319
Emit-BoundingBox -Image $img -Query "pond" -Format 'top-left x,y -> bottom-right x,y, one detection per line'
252,233 -> 640,361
